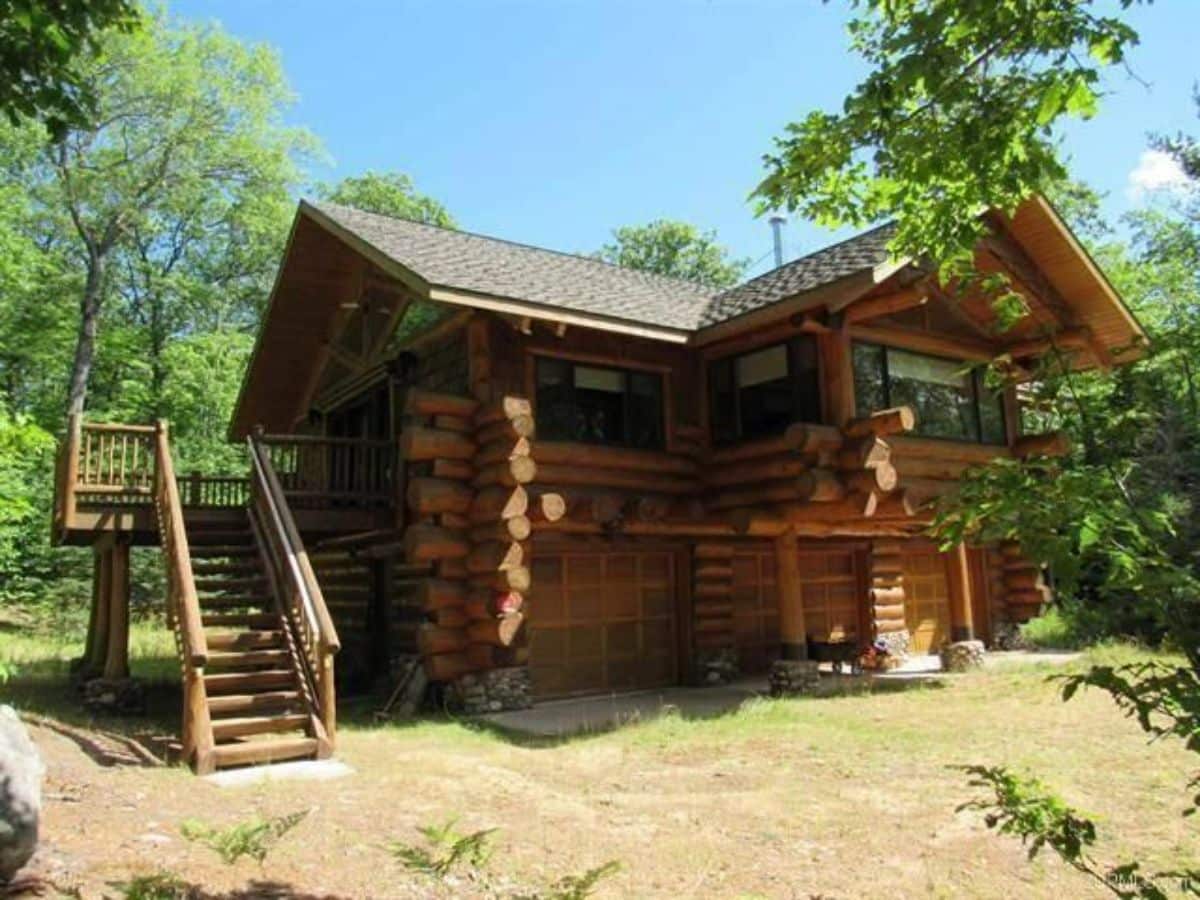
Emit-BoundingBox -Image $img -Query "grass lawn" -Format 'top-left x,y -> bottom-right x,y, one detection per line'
4,626 -> 1198,899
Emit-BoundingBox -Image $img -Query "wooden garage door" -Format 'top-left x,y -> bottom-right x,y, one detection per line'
902,548 -> 951,653
529,551 -> 677,698
731,544 -> 862,672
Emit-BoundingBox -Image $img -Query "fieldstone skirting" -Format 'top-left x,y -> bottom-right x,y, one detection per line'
940,640 -> 986,672
694,647 -> 738,685
768,660 -> 821,697
454,667 -> 533,713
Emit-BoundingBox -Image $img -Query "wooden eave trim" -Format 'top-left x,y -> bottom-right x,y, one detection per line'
1029,195 -> 1147,344
849,323 -> 998,362
426,285 -> 691,344
228,211 -> 303,441
299,201 -> 431,297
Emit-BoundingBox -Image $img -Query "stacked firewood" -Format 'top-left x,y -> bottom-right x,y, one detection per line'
398,389 -> 478,682
999,540 -> 1050,623
691,543 -> 735,654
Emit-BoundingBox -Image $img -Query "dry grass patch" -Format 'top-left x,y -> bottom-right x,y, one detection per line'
10,643 -> 1199,898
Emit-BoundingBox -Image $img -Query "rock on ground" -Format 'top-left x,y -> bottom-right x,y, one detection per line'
0,705 -> 43,883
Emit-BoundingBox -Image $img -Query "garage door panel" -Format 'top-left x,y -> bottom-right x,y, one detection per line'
731,546 -> 863,674
531,549 -> 678,699
903,548 -> 951,654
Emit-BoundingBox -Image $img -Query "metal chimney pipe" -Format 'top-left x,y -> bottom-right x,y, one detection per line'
769,214 -> 787,268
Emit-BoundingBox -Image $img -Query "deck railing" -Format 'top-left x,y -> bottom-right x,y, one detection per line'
55,417 -> 395,537
247,432 -> 340,747
255,431 -> 393,508
151,420 -> 215,773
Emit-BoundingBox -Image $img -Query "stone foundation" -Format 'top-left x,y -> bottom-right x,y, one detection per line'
990,621 -> 1029,651
453,667 -> 533,713
81,677 -> 145,715
940,640 -> 986,672
694,647 -> 738,685
768,660 -> 821,697
874,628 -> 911,660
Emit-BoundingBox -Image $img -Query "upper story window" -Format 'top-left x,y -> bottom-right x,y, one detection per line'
535,357 -> 665,450
852,342 -> 1006,444
709,336 -> 821,446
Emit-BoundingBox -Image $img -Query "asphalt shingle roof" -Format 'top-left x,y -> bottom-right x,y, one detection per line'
702,223 -> 897,327
308,201 -> 896,334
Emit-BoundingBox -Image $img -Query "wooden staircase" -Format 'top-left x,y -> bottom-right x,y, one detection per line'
186,513 -> 322,769
148,422 -> 339,774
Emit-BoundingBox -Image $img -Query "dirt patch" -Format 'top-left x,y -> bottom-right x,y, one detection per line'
12,659 -> 1200,899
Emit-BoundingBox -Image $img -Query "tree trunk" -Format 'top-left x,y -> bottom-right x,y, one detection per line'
66,253 -> 106,416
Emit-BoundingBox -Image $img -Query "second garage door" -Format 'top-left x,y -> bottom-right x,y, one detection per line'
731,544 -> 864,673
528,550 -> 677,698
902,548 -> 952,653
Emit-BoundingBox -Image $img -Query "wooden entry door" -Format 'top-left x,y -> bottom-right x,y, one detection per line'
529,549 -> 678,698
902,548 -> 952,653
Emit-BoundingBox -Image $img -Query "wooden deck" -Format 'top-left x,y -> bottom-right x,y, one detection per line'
53,417 -> 398,545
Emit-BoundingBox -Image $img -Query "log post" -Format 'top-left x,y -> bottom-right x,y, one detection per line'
945,542 -> 975,642
774,529 -> 807,660
102,540 -> 131,679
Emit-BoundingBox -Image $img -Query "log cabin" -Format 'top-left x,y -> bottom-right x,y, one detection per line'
51,195 -> 1146,772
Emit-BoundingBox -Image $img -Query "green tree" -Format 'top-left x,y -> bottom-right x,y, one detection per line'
7,11 -> 315,417
595,220 -> 748,288
316,170 -> 455,228
754,0 -> 1146,277
0,0 -> 139,137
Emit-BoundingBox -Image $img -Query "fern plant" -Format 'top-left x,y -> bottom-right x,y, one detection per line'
118,871 -> 191,900
387,817 -> 497,878
180,809 -> 309,866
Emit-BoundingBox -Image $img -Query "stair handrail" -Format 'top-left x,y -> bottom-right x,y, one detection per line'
153,420 -> 207,667
246,431 -> 340,738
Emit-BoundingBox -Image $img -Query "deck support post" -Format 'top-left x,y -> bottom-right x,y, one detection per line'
775,528 -> 808,660
102,539 -> 131,679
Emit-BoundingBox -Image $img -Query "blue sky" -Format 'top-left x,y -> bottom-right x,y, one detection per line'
172,1 -> 1198,279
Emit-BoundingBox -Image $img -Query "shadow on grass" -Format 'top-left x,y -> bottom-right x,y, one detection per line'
340,672 -> 948,749
6,650 -> 183,767
105,877 -> 354,899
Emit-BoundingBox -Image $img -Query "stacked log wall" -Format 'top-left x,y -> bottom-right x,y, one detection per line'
867,540 -> 909,656
398,388 -> 478,682
462,395 -> 542,679
999,540 -> 1050,624
691,543 -> 736,679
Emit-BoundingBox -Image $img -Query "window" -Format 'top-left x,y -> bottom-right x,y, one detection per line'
535,357 -> 665,449
852,342 -> 1006,444
709,336 -> 821,445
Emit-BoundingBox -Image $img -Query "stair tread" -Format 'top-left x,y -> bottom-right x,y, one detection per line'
189,545 -> 257,557
205,631 -> 283,650
199,595 -> 271,609
196,575 -> 266,588
208,690 -> 302,715
201,612 -> 277,628
192,562 -> 258,576
204,669 -> 295,693
211,736 -> 319,768
208,648 -> 290,667
211,713 -> 309,739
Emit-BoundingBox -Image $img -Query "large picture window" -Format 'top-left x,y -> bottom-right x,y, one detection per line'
708,336 -> 821,445
852,342 -> 1006,444
535,357 -> 665,450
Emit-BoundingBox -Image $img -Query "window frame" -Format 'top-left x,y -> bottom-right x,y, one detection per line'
851,341 -> 1006,445
531,353 -> 667,451
707,335 -> 823,447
